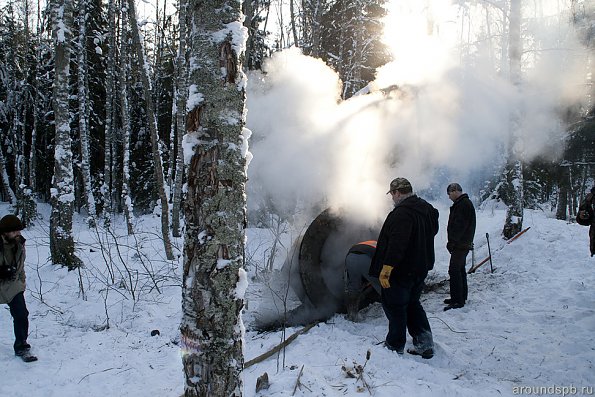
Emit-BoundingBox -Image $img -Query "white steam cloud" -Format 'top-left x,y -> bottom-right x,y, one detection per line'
246,0 -> 591,223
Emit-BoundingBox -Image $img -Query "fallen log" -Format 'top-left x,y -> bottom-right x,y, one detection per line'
245,322 -> 318,368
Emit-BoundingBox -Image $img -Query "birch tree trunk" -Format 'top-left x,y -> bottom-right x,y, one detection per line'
0,146 -> 16,204
50,0 -> 82,269
30,78 -> 38,197
126,0 -> 174,259
77,0 -> 97,228
502,0 -> 524,239
103,0 -> 117,221
181,0 -> 249,394
171,0 -> 188,238
119,4 -> 135,235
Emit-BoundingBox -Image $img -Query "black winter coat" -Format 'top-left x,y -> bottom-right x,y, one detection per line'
577,193 -> 595,256
447,193 -> 476,251
577,193 -> 594,226
369,195 -> 439,280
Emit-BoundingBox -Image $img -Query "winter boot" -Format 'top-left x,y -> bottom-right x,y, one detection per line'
345,292 -> 361,322
16,348 -> 38,363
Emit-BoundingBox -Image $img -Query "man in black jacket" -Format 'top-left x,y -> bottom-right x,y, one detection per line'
369,178 -> 439,359
444,183 -> 476,311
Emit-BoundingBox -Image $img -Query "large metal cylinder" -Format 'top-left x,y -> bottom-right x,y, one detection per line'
280,208 -> 380,325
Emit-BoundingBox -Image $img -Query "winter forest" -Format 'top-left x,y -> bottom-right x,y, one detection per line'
0,0 -> 594,396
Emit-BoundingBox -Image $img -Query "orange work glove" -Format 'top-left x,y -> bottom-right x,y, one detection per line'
379,265 -> 393,289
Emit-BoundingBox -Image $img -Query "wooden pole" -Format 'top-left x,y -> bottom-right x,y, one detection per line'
486,233 -> 493,273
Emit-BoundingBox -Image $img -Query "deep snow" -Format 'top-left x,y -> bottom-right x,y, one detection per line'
0,200 -> 593,397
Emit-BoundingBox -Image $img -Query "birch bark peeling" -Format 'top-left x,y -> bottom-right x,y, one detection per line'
181,0 -> 249,395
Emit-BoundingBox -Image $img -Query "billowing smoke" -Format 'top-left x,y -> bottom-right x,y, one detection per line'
246,1 -> 589,222
244,0 -> 591,327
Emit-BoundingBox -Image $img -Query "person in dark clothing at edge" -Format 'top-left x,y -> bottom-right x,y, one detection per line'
444,183 -> 476,311
0,214 -> 37,362
576,185 -> 595,257
369,177 -> 439,359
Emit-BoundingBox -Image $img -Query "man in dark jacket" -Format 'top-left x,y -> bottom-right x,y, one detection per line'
444,183 -> 476,311
369,177 -> 439,359
577,186 -> 595,257
0,214 -> 37,362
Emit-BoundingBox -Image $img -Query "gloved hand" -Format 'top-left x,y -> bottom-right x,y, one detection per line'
579,210 -> 589,220
379,265 -> 393,289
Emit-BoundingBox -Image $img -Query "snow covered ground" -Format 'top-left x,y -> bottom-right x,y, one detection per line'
0,201 -> 593,397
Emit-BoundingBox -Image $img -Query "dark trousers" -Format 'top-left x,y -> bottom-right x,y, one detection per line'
381,276 -> 433,351
448,249 -> 469,304
7,292 -> 30,353
344,253 -> 381,295
589,225 -> 594,256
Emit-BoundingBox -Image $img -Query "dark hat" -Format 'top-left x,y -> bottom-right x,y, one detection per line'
0,214 -> 24,234
387,177 -> 413,194
447,183 -> 463,193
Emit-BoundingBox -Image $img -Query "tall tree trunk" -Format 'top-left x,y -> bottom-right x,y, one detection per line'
15,0 -> 37,224
30,0 -> 44,198
126,0 -> 174,259
168,97 -> 176,196
14,104 -> 36,223
312,0 -> 324,56
171,0 -> 188,238
343,1 -> 364,99
556,165 -> 569,220
337,0 -> 347,92
290,0 -> 299,47
0,146 -> 16,204
502,0 -> 524,239
77,0 -> 97,227
499,1 -> 509,78
30,85 -> 39,197
153,0 -> 164,167
103,0 -> 117,221
181,0 -> 249,394
50,0 -> 82,269
1,11 -> 19,206
19,0 -> 38,224
119,4 -> 135,235
11,107 -> 23,189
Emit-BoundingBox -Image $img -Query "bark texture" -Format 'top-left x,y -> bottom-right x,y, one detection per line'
171,0 -> 188,238
181,0 -> 249,395
126,0 -> 174,259
502,0 -> 524,239
50,0 -> 81,269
